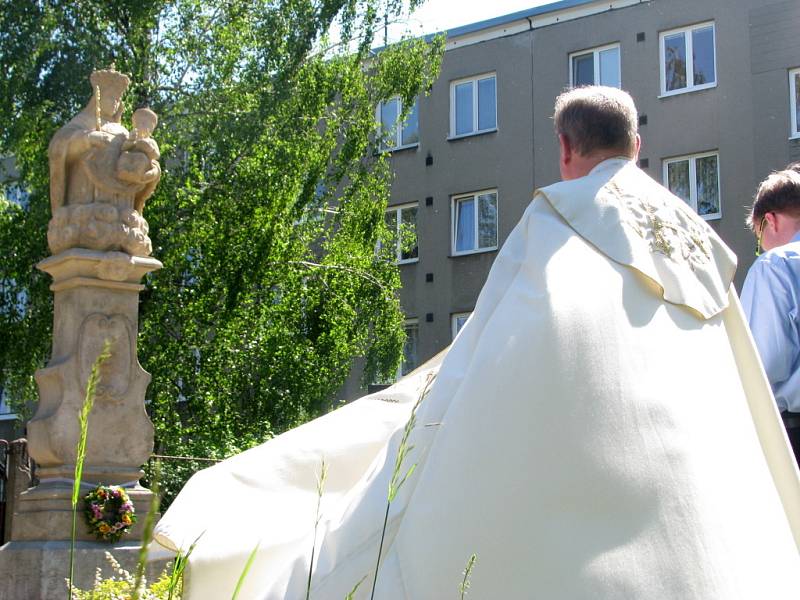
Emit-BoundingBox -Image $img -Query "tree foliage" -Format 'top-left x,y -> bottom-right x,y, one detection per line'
0,0 -> 443,504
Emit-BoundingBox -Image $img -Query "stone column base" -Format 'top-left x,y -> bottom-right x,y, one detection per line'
11,480 -> 156,542
0,540 -> 174,599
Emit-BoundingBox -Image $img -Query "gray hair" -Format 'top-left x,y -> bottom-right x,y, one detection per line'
553,86 -> 638,157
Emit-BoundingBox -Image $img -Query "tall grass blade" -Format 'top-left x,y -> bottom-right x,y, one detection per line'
344,575 -> 367,600
132,460 -> 162,600
231,541 -> 260,600
306,458 -> 328,600
68,339 -> 112,599
459,554 -> 477,599
167,531 -> 205,600
370,373 -> 435,600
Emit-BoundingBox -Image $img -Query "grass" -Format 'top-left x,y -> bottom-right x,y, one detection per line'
167,532 -> 203,600
306,457 -> 328,600
132,461 -> 162,600
369,372 -> 435,600
344,575 -> 367,599
68,339 -> 112,598
231,541 -> 260,600
459,554 -> 477,599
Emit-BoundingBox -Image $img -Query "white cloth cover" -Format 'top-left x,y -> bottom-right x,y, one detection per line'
155,159 -> 800,599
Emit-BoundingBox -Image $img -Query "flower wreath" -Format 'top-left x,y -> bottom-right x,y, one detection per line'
84,485 -> 137,542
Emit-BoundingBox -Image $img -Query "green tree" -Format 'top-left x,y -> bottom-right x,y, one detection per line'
0,0 -> 443,505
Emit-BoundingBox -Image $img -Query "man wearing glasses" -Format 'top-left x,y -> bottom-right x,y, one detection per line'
742,167 -> 800,466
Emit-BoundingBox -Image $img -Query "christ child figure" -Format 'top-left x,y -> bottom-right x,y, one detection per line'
116,107 -> 160,191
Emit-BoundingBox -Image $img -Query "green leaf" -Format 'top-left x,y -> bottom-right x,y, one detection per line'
231,541 -> 261,600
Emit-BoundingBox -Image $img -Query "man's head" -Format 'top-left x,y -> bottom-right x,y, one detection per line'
749,169 -> 800,253
553,86 -> 640,180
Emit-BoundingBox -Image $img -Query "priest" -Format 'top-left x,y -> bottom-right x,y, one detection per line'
156,86 -> 800,599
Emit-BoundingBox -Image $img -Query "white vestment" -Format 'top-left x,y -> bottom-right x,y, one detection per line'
155,158 -> 800,599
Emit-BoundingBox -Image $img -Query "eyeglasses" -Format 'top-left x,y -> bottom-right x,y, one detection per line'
755,215 -> 768,257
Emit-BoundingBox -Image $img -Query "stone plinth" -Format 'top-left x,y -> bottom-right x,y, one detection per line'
0,541 -> 174,599
11,481 -> 156,542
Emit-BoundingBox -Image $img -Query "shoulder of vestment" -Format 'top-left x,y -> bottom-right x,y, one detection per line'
535,159 -> 736,319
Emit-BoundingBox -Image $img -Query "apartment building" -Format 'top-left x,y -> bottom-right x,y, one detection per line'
342,0 -> 800,399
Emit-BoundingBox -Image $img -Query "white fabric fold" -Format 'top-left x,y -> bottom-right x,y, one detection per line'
156,159 -> 800,599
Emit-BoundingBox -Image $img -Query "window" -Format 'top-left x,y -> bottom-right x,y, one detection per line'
452,190 -> 498,255
385,203 -> 418,263
0,388 -> 16,421
378,97 -> 419,151
372,319 -> 418,384
2,182 -> 30,208
570,44 -> 621,88
790,68 -> 800,139
660,22 -> 716,96
450,73 -> 497,138
451,312 -> 472,339
663,152 -> 721,220
400,319 -> 419,377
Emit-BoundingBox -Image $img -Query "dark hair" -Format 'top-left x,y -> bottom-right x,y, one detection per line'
553,86 -> 638,157
747,169 -> 800,231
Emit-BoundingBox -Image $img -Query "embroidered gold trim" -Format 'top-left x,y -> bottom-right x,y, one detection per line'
605,179 -> 711,270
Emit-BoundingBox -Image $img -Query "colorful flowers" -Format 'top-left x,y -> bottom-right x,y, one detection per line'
83,485 -> 137,543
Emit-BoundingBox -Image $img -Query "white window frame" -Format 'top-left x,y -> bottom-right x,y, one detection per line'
385,202 -> 419,265
449,72 -> 497,139
662,151 -> 722,221
659,21 -> 717,97
451,311 -> 472,340
569,43 -> 621,88
790,68 -> 800,139
377,96 -> 419,151
451,189 -> 499,256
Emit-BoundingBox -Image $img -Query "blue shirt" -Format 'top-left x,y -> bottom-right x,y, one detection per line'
741,231 -> 800,412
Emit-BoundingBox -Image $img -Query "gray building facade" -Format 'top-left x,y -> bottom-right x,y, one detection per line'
345,0 -> 800,399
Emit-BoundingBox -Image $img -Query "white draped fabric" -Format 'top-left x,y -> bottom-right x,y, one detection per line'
155,159 -> 800,599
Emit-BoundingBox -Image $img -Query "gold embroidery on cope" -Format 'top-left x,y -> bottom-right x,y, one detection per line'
605,179 -> 711,270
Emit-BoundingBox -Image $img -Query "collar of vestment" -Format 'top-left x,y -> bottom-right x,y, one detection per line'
536,158 -> 737,320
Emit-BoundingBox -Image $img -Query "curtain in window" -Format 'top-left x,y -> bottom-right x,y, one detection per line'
573,54 -> 594,86
696,155 -> 719,216
456,198 -> 475,252
692,26 -> 715,85
402,101 -> 419,146
478,193 -> 497,248
478,77 -> 496,131
667,160 -> 691,204
455,83 -> 473,136
664,32 -> 687,91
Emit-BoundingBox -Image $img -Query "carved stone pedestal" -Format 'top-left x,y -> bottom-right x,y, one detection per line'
11,249 -> 162,543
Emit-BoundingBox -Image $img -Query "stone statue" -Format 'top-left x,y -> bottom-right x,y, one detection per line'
47,68 -> 161,256
0,68 -> 166,596
5,67 -> 163,551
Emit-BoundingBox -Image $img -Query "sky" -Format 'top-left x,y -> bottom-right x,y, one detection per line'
392,0 -> 556,40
